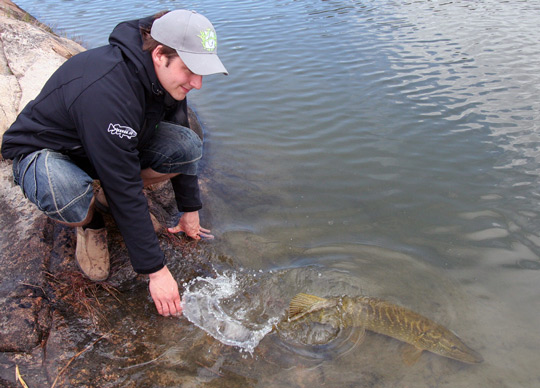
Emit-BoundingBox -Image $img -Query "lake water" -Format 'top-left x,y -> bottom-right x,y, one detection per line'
13,0 -> 540,386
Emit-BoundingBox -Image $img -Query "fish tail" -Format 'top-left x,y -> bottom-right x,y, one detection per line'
288,293 -> 328,320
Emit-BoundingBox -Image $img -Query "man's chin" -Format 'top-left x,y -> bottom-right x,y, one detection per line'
173,94 -> 187,101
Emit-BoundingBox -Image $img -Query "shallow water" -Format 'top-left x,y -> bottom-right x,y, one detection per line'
12,0 -> 540,386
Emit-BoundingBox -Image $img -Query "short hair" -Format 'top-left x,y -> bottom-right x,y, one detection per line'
140,11 -> 178,59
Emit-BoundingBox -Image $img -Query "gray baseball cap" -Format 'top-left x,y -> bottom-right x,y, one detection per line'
151,10 -> 228,76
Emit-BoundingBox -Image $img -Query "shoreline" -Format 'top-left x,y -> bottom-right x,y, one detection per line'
1,0 -> 50,31
0,0 -> 86,143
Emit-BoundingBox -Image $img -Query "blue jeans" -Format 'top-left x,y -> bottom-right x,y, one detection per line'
12,122 -> 202,224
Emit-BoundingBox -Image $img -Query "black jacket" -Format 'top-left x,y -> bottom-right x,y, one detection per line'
1,16 -> 202,274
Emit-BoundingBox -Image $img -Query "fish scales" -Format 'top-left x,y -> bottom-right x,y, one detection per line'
283,293 -> 483,364
344,297 -> 444,347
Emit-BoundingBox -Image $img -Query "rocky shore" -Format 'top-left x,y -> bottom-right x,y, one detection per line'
0,2 -> 217,386
0,0 -> 84,139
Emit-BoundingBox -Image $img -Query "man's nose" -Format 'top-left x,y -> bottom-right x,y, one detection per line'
190,74 -> 203,90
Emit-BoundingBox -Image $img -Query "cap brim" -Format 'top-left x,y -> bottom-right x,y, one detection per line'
178,51 -> 228,76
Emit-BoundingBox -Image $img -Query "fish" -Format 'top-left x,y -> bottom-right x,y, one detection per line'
280,293 -> 483,365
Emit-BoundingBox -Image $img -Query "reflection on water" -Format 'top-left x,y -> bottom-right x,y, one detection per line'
12,0 -> 540,386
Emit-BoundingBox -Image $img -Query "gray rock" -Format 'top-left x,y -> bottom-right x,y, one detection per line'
0,0 -> 84,142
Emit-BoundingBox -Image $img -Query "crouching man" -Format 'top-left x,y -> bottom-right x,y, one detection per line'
1,10 -> 228,316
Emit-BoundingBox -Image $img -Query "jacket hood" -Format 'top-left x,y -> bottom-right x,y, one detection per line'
108,15 -> 164,98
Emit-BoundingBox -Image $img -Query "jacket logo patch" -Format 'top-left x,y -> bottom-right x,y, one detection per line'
108,123 -> 137,139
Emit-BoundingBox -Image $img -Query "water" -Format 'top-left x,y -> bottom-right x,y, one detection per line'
12,0 -> 540,386
182,271 -> 281,354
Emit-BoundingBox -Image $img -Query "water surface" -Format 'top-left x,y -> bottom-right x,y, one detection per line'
13,0 -> 540,386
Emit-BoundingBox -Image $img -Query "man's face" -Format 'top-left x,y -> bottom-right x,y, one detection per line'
153,47 -> 203,101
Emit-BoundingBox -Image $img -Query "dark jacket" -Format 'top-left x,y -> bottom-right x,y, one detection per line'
1,16 -> 202,274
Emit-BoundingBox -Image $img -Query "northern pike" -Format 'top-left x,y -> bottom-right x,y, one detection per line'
280,293 -> 483,365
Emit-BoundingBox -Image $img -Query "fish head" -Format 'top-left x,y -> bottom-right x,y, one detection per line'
429,330 -> 483,364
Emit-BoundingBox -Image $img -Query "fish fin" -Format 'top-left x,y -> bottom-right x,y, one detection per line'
351,327 -> 366,346
288,293 -> 328,320
402,344 -> 424,366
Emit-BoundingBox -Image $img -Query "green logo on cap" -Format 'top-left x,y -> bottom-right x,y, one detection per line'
198,28 -> 217,52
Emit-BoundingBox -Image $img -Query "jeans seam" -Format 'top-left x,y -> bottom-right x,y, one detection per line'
163,153 -> 202,166
44,150 -> 65,222
45,151 -> 93,223
145,149 -> 171,161
42,183 -> 93,221
18,152 -> 39,199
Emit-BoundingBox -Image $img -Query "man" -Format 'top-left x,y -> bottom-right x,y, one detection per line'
1,10 -> 227,317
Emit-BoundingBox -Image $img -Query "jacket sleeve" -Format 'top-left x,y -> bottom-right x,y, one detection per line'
170,174 -> 202,212
70,63 -> 164,274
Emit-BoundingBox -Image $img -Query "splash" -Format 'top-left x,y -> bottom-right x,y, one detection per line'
181,271 -> 281,354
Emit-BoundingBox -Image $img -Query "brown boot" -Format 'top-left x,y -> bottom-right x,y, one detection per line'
75,227 -> 110,281
95,188 -> 109,213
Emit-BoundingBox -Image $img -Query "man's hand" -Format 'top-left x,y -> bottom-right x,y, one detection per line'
168,211 -> 214,240
148,266 -> 182,316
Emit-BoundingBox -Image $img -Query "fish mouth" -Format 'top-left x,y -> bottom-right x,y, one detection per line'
447,347 -> 484,364
464,349 -> 484,364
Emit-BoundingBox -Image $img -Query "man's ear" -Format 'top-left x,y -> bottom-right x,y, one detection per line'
151,45 -> 166,67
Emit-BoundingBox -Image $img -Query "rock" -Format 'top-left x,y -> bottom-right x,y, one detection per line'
0,158 -> 53,353
0,38 -> 20,139
0,0 -> 84,143
0,293 -> 50,352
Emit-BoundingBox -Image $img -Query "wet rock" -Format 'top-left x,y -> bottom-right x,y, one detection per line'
0,160 -> 54,353
0,292 -> 50,352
